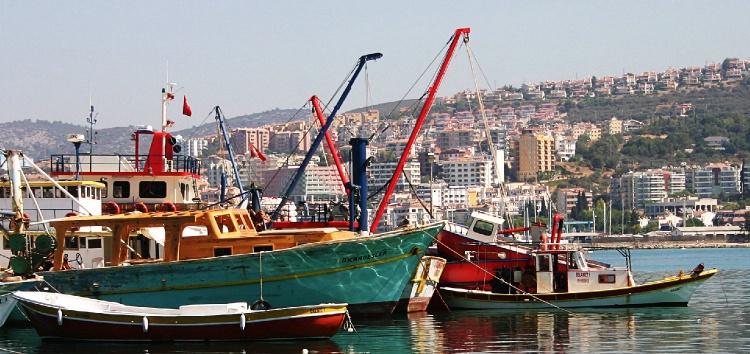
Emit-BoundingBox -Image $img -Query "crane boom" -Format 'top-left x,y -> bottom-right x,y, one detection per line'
370,28 -> 470,232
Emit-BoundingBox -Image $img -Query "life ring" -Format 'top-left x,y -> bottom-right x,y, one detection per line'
65,212 -> 80,232
134,202 -> 148,213
104,202 -> 121,215
8,212 -> 30,230
250,299 -> 271,311
162,202 -> 177,212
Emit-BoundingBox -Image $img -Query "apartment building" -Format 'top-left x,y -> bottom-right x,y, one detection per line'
439,157 -> 493,188
685,164 -> 741,198
260,165 -> 345,203
512,130 -> 555,182
230,127 -> 270,154
368,161 -> 422,193
556,187 -> 593,217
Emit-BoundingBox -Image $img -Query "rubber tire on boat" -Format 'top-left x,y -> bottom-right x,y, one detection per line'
251,299 -> 271,311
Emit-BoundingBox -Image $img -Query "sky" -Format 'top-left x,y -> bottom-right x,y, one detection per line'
2,1 -> 749,130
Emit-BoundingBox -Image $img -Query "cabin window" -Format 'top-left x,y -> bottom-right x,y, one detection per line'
599,274 -> 616,284
214,247 -> 232,257
55,188 -> 64,198
42,187 -> 54,198
32,187 -> 42,198
0,188 -> 8,198
87,238 -> 102,249
472,220 -> 494,236
78,237 -> 87,248
214,214 -> 238,233
536,254 -> 552,272
253,245 -> 273,252
113,181 -> 130,198
67,186 -> 79,198
64,236 -> 80,250
180,183 -> 188,201
101,182 -> 108,198
139,181 -> 167,199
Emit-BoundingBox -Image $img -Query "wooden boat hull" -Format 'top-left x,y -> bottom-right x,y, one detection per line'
395,256 -> 446,313
37,222 -> 443,318
440,268 -> 718,309
14,293 -> 346,341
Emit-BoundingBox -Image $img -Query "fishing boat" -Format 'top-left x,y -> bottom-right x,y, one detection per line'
439,246 -> 717,309
36,207 -> 443,318
12,291 -> 347,341
436,212 -> 611,291
395,255 -> 446,313
49,84 -> 203,215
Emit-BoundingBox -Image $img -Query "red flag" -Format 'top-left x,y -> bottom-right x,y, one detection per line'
166,92 -> 175,100
249,144 -> 267,162
182,95 -> 192,117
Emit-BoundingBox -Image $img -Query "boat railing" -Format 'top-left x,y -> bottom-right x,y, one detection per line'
444,222 -> 468,235
50,154 -> 201,175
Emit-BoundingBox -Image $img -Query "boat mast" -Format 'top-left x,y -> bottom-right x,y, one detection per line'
370,28 -> 471,233
214,106 -> 245,205
269,53 -> 382,225
311,96 -> 350,197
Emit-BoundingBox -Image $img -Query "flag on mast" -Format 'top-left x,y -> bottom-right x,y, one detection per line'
182,96 -> 192,117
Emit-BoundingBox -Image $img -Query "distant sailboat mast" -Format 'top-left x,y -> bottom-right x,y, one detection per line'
464,39 -> 510,226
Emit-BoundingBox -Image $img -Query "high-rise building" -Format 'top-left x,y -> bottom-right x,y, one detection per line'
512,130 -> 555,182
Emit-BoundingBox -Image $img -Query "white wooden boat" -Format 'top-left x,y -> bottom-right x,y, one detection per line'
440,248 -> 718,309
395,256 -> 446,312
13,291 -> 348,341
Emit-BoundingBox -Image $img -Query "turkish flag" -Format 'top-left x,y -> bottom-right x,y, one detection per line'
183,96 -> 192,116
249,143 -> 267,162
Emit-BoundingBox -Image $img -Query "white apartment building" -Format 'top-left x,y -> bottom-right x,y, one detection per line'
554,135 -> 577,162
183,137 -> 209,158
686,164 -> 741,198
368,161 -> 422,193
204,155 -> 236,188
439,157 -> 493,188
261,165 -> 345,203
612,170 -> 685,210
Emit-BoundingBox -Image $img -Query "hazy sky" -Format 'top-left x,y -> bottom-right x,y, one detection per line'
2,1 -> 749,130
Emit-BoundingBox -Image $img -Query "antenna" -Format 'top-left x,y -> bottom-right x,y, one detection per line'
86,93 -> 98,154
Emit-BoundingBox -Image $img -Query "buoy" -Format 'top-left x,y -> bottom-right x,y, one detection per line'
162,202 -> 177,212
347,327 -> 354,332
104,202 -> 121,215
57,308 -> 63,325
142,316 -> 149,332
134,202 -> 148,213
240,313 -> 246,330
302,349 -> 309,354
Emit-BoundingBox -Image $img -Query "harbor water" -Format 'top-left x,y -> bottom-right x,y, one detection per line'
1,247 -> 747,353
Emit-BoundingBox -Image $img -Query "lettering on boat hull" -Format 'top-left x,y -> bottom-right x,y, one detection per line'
340,250 -> 388,263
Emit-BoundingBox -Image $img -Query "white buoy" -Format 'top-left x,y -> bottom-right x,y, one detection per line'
240,314 -> 246,330
302,349 -> 309,354
347,327 -> 354,332
143,316 -> 149,332
56,308 -> 63,325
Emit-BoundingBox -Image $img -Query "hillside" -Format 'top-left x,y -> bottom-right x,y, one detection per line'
0,99 -> 420,162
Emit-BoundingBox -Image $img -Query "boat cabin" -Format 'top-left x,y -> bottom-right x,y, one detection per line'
49,127 -> 203,213
46,208 -> 357,270
528,249 -> 634,294
465,211 -> 545,243
0,180 -> 106,270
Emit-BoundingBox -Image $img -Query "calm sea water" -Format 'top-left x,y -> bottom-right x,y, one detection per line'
1,248 -> 747,353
